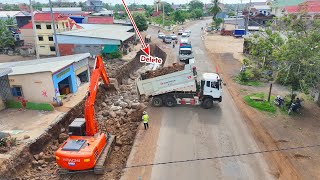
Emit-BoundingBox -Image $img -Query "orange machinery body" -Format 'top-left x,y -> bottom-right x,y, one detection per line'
55,55 -> 111,171
55,134 -> 106,170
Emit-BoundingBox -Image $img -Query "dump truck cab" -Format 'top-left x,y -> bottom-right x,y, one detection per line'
200,73 -> 222,103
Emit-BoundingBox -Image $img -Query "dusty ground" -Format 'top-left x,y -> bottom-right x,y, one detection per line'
0,55 -> 35,63
204,33 -> 320,179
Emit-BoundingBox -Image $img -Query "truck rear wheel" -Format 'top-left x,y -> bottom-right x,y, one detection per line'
202,98 -> 213,109
152,96 -> 163,107
164,96 -> 176,107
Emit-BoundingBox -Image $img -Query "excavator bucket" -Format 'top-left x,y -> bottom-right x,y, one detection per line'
105,78 -> 119,92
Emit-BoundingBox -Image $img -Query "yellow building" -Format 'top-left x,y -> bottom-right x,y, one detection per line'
34,13 -> 75,56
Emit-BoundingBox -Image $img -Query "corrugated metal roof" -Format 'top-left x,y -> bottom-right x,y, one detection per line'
0,53 -> 90,76
0,68 -> 12,77
0,11 -> 20,18
57,24 -> 134,41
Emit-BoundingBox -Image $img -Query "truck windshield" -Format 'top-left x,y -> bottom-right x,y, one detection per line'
180,50 -> 192,55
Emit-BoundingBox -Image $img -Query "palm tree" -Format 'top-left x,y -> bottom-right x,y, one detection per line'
210,0 -> 222,20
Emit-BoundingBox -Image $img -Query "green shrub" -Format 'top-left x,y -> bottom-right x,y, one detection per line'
244,93 -> 276,113
6,100 -> 23,109
108,51 -> 123,59
26,102 -> 54,111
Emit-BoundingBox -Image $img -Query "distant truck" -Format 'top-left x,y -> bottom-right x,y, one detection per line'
179,40 -> 193,62
233,29 -> 246,37
136,65 -> 222,109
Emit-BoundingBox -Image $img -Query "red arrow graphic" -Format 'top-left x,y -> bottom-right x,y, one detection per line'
121,0 -> 150,56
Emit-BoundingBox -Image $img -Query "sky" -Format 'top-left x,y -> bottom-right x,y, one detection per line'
2,0 -> 267,5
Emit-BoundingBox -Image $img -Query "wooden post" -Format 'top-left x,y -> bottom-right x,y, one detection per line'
268,83 -> 272,102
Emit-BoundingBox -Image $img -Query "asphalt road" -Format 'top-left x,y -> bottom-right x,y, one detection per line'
146,21 -> 274,180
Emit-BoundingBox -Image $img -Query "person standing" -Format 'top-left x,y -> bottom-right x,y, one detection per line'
142,111 -> 149,130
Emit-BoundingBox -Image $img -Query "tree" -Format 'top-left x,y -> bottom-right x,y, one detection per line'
133,14 -> 148,31
173,10 -> 186,24
189,0 -> 204,10
191,9 -> 203,19
245,16 -> 320,94
210,0 -> 222,19
228,12 -> 236,17
162,2 -> 174,14
0,20 -> 15,49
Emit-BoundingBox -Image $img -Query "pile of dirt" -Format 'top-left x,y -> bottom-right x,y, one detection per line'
19,70 -> 146,180
144,63 -> 184,79
103,59 -> 127,78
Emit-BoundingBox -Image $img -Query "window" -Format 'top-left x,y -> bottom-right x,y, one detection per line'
46,24 -> 52,29
38,36 -> 44,41
36,24 -> 41,29
40,46 -> 45,48
211,82 -> 219,89
50,46 -> 56,51
11,86 -> 23,97
56,24 -> 59,29
48,36 -> 54,41
206,81 -> 210,87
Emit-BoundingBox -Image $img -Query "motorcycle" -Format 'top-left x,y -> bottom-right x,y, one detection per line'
288,100 -> 301,115
274,95 -> 285,108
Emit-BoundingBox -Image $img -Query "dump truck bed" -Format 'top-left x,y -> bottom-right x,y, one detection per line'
137,64 -> 197,97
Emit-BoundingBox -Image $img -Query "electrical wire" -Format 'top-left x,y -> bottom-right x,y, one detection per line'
11,143 -> 320,180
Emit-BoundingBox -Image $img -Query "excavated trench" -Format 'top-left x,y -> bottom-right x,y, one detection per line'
0,45 -> 167,179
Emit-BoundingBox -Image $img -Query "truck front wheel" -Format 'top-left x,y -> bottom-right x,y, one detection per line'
152,96 -> 163,107
202,98 -> 213,109
164,96 -> 177,107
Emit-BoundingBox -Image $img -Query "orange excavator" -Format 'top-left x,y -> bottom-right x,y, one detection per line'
55,55 -> 116,174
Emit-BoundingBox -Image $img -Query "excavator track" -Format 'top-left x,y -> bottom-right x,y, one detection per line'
94,135 -> 116,174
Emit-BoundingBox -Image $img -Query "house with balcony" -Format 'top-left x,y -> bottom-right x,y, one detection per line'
33,13 -> 76,56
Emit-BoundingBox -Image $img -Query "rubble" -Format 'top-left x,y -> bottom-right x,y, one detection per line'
143,63 -> 184,79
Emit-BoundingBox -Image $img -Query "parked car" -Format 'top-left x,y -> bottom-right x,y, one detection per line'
184,30 -> 191,36
163,35 -> 172,43
206,26 -> 213,32
182,33 -> 189,38
158,32 -> 165,39
178,29 -> 183,35
171,34 -> 178,40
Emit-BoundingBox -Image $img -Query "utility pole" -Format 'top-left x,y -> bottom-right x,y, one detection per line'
235,1 -> 239,29
49,0 -> 60,57
29,0 -> 40,59
245,0 -> 251,33
162,2 -> 165,27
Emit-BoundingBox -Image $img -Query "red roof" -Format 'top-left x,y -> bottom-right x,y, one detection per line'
87,16 -> 114,24
34,13 -> 68,22
285,0 -> 320,13
20,22 -> 33,29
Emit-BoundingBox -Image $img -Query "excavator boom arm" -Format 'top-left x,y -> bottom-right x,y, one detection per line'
84,55 -> 110,136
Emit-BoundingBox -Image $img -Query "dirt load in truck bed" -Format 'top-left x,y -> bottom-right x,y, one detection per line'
143,63 -> 185,79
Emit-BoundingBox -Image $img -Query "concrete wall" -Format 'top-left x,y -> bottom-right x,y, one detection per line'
20,29 -> 35,46
8,72 -> 56,103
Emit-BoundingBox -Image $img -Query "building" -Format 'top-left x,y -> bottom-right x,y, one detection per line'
56,24 -> 135,56
86,0 -> 103,12
33,13 -> 74,56
249,1 -> 272,16
0,11 -> 20,22
271,0 -> 304,17
0,68 -> 13,110
87,9 -> 114,24
14,11 -> 31,28
248,13 -> 275,26
20,22 -> 35,46
0,53 -> 90,103
283,0 -> 320,19
42,7 -> 85,15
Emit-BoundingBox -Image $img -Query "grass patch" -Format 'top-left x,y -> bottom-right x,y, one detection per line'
6,100 -> 23,109
234,76 -> 264,87
26,102 -> 54,111
244,93 -> 276,113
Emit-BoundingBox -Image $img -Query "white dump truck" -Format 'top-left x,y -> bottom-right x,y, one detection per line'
136,64 -> 222,109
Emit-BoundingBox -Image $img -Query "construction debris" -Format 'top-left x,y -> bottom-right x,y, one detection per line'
143,63 -> 184,79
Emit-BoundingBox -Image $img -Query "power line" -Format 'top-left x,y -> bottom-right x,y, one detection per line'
12,143 -> 320,180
